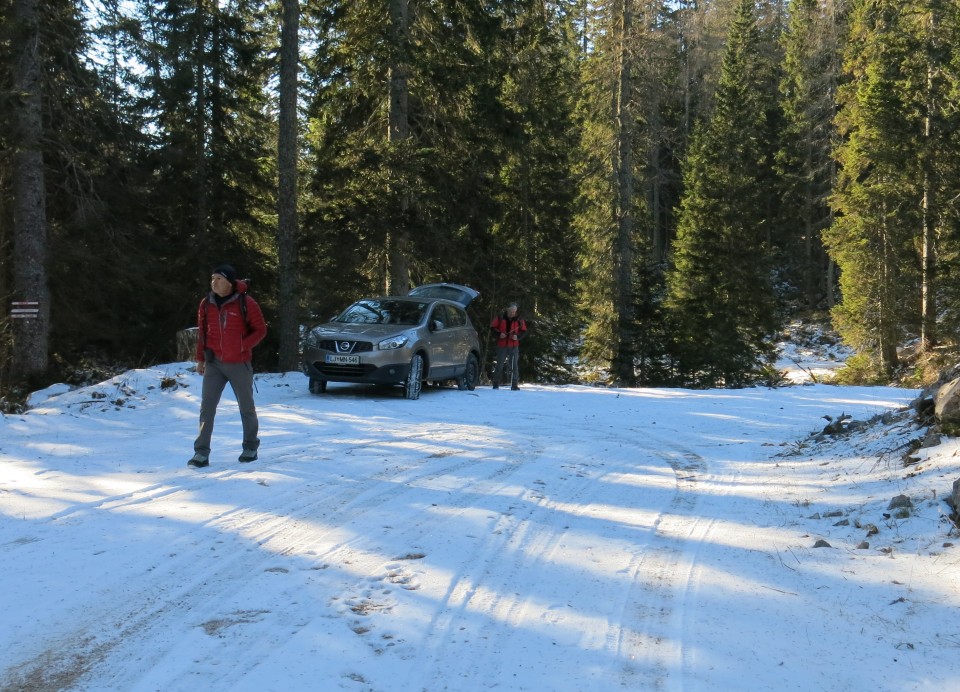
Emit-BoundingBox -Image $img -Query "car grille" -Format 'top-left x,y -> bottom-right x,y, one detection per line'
313,362 -> 377,377
319,340 -> 373,353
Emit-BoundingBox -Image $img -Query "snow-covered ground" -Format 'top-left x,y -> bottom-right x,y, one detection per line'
1,350 -> 958,691
775,320 -> 853,384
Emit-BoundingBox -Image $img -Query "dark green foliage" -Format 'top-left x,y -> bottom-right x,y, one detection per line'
825,0 -> 954,375
132,0 -> 279,363
7,0 -> 960,393
665,0 -> 782,387
1,0 -> 174,374
777,0 -> 846,311
302,0 -> 581,381
137,0 -> 276,257
573,0 -> 683,386
935,2 -> 960,338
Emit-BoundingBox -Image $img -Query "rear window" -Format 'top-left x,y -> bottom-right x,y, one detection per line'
408,284 -> 477,306
336,299 -> 428,326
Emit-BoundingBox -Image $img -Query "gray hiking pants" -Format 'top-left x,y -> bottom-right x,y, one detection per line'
493,346 -> 520,387
194,360 -> 259,455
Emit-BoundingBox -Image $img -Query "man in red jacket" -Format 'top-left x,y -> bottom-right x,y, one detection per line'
188,264 -> 268,468
490,301 -> 527,390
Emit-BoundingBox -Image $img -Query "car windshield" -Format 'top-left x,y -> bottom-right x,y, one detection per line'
335,299 -> 429,326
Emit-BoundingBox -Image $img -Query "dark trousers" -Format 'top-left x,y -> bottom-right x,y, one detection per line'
493,346 -> 520,387
194,360 -> 259,455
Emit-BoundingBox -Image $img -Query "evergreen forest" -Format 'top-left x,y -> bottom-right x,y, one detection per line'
3,0 -> 960,400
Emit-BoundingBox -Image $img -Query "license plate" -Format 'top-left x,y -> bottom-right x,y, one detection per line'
326,354 -> 360,365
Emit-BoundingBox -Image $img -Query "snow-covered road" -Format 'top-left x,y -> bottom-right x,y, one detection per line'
1,366 -> 956,691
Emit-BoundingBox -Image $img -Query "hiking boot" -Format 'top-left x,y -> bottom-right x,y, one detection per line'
511,384 -> 519,391
187,453 -> 209,468
238,449 -> 258,463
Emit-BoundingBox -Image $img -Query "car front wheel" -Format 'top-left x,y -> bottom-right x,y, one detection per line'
404,354 -> 424,400
308,377 -> 327,394
457,353 -> 479,391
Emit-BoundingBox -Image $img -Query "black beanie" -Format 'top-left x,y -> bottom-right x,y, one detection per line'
213,264 -> 237,284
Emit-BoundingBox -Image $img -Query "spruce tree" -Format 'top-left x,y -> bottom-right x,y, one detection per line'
664,0 -> 781,387
7,0 -> 50,380
826,0 -> 942,374
574,0 -> 680,386
2,0 -> 173,381
778,0 -> 846,311
276,0 -> 300,372
133,0 -> 276,318
303,0 -> 581,380
934,1 -> 960,339
485,1 -> 582,382
302,0 -> 504,302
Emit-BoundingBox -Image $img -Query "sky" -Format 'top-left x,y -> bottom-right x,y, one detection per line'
0,339 -> 957,691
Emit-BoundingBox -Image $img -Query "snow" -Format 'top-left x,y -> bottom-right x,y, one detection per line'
1,354 -> 958,691
775,321 -> 853,384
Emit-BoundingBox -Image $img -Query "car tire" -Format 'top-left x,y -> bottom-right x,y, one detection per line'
404,353 -> 424,400
457,353 -> 479,391
309,377 -> 327,394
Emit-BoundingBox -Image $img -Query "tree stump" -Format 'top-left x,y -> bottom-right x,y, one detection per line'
177,327 -> 199,362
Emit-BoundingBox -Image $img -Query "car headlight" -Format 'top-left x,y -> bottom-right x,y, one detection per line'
379,334 -> 409,350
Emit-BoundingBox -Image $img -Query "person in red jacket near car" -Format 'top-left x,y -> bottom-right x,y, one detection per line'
490,301 -> 527,390
188,264 -> 268,469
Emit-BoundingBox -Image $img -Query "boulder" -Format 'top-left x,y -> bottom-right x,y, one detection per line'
934,377 -> 960,424
887,495 -> 913,511
920,428 -> 941,449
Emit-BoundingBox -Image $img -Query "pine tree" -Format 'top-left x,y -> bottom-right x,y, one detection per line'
934,2 -> 960,339
276,0 -> 300,372
778,0 -> 846,311
302,0 -> 581,380
487,0 -> 582,382
7,0 -> 51,380
134,0 -> 276,304
826,0 -> 944,374
574,0 -> 680,386
664,0 -> 781,387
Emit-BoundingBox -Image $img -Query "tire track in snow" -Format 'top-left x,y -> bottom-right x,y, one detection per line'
400,436 -> 586,690
396,421 -> 723,691
31,429 -> 531,691
612,426 -> 744,692
303,434 -> 546,683
612,442 -> 710,691
6,394 -> 735,692
163,431 -> 536,691
390,423 -> 686,690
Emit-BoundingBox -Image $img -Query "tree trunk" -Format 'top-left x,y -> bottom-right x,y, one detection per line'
613,0 -> 636,386
387,0 -> 411,296
920,9 -> 938,352
11,0 -> 51,379
277,0 -> 300,371
879,208 -> 899,374
193,2 -> 209,247
803,163 -> 816,310
921,162 -> 936,351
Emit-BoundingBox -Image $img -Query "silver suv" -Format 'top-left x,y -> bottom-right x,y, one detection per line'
301,283 -> 481,399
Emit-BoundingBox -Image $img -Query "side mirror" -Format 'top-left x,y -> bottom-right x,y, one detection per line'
430,320 -> 444,331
